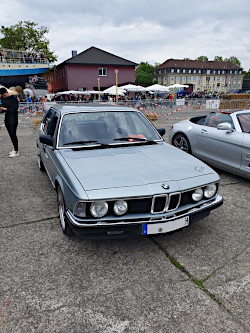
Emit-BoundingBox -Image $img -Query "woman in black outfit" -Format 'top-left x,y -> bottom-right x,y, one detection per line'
0,87 -> 19,157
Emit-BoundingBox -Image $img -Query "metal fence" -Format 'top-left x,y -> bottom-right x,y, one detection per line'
16,98 -> 250,123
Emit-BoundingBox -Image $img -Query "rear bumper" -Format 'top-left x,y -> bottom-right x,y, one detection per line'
66,194 -> 223,240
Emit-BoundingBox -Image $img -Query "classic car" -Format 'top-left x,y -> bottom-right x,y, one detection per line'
169,110 -> 250,179
37,104 -> 223,240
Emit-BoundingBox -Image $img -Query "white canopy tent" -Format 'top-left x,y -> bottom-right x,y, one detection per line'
143,84 -> 170,92
119,84 -> 145,92
103,85 -> 126,96
166,84 -> 189,89
55,90 -> 100,95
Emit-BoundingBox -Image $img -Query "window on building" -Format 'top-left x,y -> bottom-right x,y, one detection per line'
207,70 -> 211,74
193,69 -> 196,73
230,70 -> 232,74
177,69 -> 180,73
239,70 -> 242,74
235,70 -> 237,74
171,69 -> 174,73
188,69 -> 191,73
218,70 -> 221,74
193,77 -> 196,81
187,76 -> 191,81
176,76 -> 180,82
183,69 -> 186,73
98,68 -> 107,76
213,70 -> 216,74
182,76 -> 186,82
170,76 -> 174,81
198,69 -> 201,74
222,70 -> 225,74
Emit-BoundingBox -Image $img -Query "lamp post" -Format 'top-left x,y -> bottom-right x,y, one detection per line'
97,77 -> 100,102
115,69 -> 119,103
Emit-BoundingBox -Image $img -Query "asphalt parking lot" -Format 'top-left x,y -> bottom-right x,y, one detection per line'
0,114 -> 249,333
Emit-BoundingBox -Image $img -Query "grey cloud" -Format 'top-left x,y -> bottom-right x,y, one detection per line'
1,0 -> 250,69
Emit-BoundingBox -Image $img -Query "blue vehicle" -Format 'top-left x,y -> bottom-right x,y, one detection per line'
37,104 -> 223,240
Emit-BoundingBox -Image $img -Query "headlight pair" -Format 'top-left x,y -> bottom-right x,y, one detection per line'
192,184 -> 217,202
74,200 -> 128,218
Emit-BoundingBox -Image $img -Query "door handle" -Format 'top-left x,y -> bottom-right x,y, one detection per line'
200,129 -> 208,134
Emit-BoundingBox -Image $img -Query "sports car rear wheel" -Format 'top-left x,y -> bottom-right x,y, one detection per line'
57,187 -> 74,236
173,134 -> 191,153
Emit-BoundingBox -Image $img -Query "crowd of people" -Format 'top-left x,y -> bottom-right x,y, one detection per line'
0,49 -> 48,64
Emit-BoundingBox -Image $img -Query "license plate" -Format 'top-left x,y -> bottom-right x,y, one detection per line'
142,216 -> 189,235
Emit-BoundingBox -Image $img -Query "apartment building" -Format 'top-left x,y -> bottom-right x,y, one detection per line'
154,59 -> 244,93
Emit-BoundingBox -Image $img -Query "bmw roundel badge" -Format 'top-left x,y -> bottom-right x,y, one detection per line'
162,183 -> 170,190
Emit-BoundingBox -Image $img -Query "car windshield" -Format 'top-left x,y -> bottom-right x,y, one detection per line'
58,110 -> 162,147
237,113 -> 250,133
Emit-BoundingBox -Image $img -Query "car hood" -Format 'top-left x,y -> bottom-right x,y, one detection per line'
59,143 -> 215,191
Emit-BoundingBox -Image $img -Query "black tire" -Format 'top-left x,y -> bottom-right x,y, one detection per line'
57,187 -> 74,236
38,154 -> 45,171
172,133 -> 191,153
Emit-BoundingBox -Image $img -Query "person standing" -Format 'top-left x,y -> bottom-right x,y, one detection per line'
0,87 -> 19,157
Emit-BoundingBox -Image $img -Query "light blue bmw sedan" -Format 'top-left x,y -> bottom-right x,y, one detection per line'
37,104 -> 223,240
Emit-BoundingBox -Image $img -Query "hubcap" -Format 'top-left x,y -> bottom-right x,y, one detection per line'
174,136 -> 188,152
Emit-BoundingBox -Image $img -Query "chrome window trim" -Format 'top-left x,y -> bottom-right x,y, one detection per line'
56,110 -> 163,150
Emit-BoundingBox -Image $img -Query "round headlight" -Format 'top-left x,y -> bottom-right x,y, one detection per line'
204,184 -> 217,198
113,200 -> 128,216
74,202 -> 86,218
90,201 -> 108,218
192,188 -> 203,202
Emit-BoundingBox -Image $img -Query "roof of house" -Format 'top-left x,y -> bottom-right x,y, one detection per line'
157,59 -> 242,70
59,46 -> 138,67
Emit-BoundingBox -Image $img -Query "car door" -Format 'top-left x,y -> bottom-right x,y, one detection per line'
40,108 -> 59,183
236,113 -> 250,174
194,112 -> 243,171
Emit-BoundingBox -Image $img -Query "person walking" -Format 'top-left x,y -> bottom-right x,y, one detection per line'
0,87 -> 19,157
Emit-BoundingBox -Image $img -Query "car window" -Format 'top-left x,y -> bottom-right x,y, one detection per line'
42,109 -> 57,135
204,112 -> 234,129
58,111 -> 161,147
237,113 -> 250,133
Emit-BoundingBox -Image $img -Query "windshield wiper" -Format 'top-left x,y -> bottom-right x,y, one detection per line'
114,137 -> 147,142
113,137 -> 157,144
63,140 -> 99,146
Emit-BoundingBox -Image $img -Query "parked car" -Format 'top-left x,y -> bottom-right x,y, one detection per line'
169,110 -> 250,179
37,104 -> 223,240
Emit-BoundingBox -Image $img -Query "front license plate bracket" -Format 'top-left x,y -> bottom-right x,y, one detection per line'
142,216 -> 189,235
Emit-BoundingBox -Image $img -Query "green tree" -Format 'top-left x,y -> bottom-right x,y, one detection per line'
196,56 -> 208,62
224,56 -> 241,67
0,21 -> 57,63
214,56 -> 223,61
136,62 -> 157,86
183,57 -> 191,60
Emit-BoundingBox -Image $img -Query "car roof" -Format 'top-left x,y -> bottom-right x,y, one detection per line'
50,103 -> 137,115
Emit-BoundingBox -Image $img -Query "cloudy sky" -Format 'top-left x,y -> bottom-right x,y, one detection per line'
1,0 -> 250,70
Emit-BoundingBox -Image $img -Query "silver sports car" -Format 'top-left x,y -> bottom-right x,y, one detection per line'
169,110 -> 250,179
37,104 -> 222,240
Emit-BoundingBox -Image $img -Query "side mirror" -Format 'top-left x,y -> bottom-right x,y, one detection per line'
40,134 -> 54,146
157,128 -> 166,136
217,122 -> 233,131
